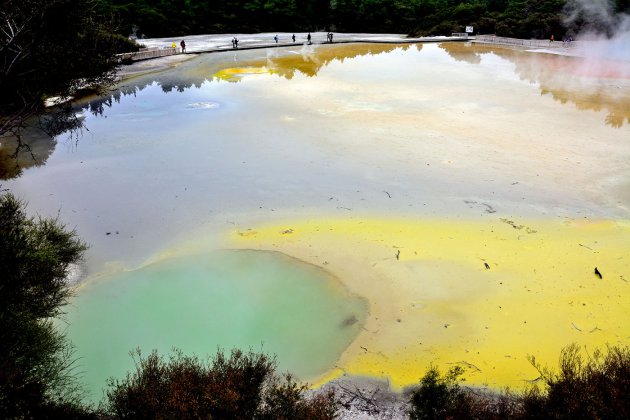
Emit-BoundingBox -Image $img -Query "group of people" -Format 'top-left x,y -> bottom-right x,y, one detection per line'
278,33 -> 318,45
177,31 -> 336,53
274,33 -> 324,45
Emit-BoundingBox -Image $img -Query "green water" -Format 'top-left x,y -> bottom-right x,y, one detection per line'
64,249 -> 367,403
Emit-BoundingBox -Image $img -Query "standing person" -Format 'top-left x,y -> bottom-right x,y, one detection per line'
329,32 -> 333,43
180,39 -> 186,53
274,34 -> 278,44
231,38 -> 235,48
307,32 -> 311,45
549,34 -> 554,43
234,37 -> 239,48
292,33 -> 296,43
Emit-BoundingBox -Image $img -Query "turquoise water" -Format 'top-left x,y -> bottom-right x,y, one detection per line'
64,249 -> 366,403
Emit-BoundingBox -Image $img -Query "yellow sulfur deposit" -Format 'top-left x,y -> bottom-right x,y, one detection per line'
231,217 -> 630,390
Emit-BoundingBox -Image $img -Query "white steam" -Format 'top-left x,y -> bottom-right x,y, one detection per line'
563,0 -> 630,62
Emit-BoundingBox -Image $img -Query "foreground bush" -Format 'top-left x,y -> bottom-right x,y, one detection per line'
102,348 -> 337,419
408,365 -> 520,419
409,344 -> 630,420
0,193 -> 89,417
409,365 -> 468,420
523,343 -> 630,419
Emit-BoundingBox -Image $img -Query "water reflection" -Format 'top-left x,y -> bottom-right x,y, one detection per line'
438,43 -> 482,65
3,41 -> 629,182
0,111 -> 82,180
70,43 -> 409,123
76,42 -> 630,128
83,42 -> 630,130
440,43 -> 630,128
216,43 -> 418,81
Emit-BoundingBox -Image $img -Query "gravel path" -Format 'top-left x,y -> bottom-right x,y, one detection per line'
138,32 -> 463,53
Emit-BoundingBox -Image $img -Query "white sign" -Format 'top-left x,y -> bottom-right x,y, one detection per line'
465,26 -> 474,33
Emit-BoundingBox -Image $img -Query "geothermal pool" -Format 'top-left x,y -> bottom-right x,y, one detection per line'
4,42 -> 630,401
64,250 -> 366,401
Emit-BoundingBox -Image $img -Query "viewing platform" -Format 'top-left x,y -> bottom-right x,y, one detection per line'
123,32 -> 472,62
116,46 -> 179,63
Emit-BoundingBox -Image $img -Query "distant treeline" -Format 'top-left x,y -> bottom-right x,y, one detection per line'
96,0 -> 630,39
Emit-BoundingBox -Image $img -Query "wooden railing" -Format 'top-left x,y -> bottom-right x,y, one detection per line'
116,47 -> 179,63
473,34 -> 578,49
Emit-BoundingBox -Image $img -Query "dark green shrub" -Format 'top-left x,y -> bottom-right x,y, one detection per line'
410,345 -> 630,419
260,373 -> 337,420
409,365 -> 472,420
0,193 -> 88,417
107,33 -> 142,54
428,21 -> 458,36
1,0 -> 121,137
103,348 -> 338,419
523,344 -> 630,419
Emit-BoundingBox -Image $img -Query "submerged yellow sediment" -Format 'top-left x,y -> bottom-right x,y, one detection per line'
214,66 -> 274,82
230,217 -> 630,390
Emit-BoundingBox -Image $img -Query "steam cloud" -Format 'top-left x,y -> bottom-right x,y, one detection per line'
563,0 -> 630,62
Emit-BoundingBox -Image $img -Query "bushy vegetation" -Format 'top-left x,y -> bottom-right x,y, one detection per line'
102,348 -> 337,419
0,0 -> 138,138
96,0 -> 630,38
409,365 -> 469,419
409,365 -> 520,419
409,344 -> 630,419
522,343 -> 630,419
0,193 -> 89,417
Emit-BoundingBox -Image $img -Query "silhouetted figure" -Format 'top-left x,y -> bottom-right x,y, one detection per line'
234,37 -> 239,48
180,40 -> 186,53
274,34 -> 278,44
292,33 -> 296,43
231,38 -> 235,48
595,267 -> 603,279
307,32 -> 311,44
550,34 -> 554,43
330,32 -> 333,43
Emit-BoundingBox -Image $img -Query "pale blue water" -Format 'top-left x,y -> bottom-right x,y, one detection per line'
8,43 -> 629,275
64,249 -> 366,403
